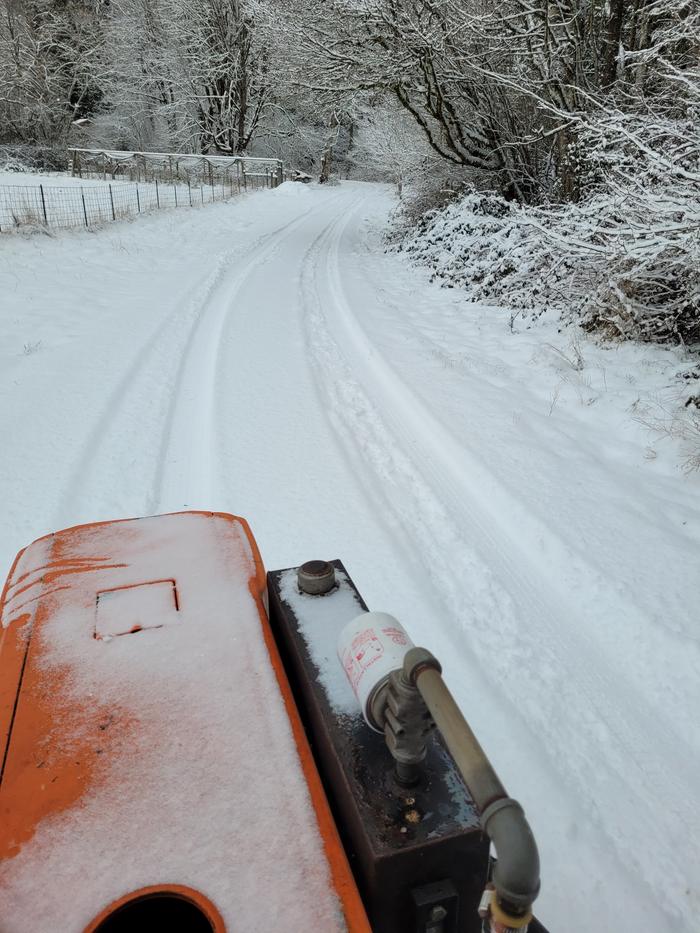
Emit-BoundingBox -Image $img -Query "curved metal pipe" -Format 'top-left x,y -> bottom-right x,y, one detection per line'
403,648 -> 541,916
481,797 -> 540,911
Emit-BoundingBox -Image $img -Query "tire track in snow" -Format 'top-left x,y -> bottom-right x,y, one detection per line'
299,194 -> 697,931
153,192 -> 346,512
53,254 -> 237,525
53,197 -> 335,526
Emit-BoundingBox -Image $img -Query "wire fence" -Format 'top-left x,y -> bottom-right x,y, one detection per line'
0,171 -> 276,233
69,148 -> 284,188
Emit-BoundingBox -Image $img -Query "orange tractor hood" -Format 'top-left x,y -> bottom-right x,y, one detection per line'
0,512 -> 368,932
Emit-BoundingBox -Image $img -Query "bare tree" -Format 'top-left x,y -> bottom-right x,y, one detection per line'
0,0 -> 104,147
95,0 -> 271,154
181,0 -> 271,154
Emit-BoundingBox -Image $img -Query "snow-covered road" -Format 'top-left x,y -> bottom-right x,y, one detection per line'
1,181 -> 699,932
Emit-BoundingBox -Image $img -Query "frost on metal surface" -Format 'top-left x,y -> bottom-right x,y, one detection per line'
278,566 -> 364,716
0,513 -> 346,932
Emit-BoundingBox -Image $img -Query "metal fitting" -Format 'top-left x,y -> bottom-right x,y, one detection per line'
404,646 -> 442,684
381,668 -> 435,785
297,560 -> 337,596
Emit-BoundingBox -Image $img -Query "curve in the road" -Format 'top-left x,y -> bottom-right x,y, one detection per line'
153,192 -> 346,512
53,195 -> 340,524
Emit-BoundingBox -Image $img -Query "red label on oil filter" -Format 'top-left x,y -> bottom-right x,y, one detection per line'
338,612 -> 414,731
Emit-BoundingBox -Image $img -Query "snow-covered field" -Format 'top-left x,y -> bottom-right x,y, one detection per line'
1,181 -> 698,932
0,169 -> 239,231
0,169 -> 112,187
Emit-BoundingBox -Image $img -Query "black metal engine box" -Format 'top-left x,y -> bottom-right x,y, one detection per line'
267,561 -> 490,933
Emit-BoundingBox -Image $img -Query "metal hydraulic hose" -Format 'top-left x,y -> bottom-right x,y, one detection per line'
403,648 -> 541,919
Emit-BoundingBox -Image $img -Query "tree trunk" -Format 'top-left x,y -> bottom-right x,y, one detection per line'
601,0 -> 626,87
319,112 -> 339,183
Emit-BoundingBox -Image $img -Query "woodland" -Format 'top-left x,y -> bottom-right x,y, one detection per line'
1,0 -> 699,344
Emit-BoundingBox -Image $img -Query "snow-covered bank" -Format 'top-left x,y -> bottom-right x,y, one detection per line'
1,181 -> 698,932
393,186 -> 700,347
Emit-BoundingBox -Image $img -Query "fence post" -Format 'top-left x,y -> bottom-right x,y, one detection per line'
109,184 -> 116,221
136,185 -> 141,213
39,185 -> 48,225
188,181 -> 192,206
174,182 -> 178,207
236,161 -> 241,193
81,189 -> 88,227
155,178 -> 160,209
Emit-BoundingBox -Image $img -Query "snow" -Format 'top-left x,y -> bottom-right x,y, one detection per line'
1,180 -> 699,932
278,567 -> 364,714
0,170 -> 117,187
393,185 -> 700,346
0,169 -> 240,231
0,513 -> 346,931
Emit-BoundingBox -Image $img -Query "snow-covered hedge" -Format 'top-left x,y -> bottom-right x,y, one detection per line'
395,72 -> 700,349
0,145 -> 68,174
394,181 -> 700,347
